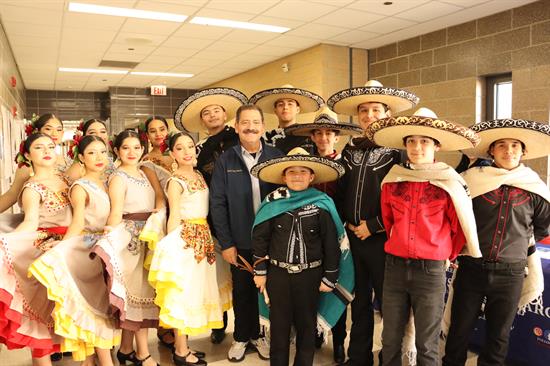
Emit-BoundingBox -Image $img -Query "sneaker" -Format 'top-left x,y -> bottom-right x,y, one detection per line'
250,336 -> 270,360
228,341 -> 248,362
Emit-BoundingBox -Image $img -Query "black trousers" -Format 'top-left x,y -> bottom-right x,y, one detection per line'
347,230 -> 387,366
230,249 -> 260,342
268,265 -> 322,366
332,307 -> 348,347
443,257 -> 525,366
382,255 -> 446,366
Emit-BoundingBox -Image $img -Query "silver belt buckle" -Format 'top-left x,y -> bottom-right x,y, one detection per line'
288,264 -> 302,273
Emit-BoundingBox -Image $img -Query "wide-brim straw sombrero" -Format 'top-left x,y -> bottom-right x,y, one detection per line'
327,80 -> 419,116
365,108 -> 480,151
248,84 -> 324,114
462,119 -> 550,160
174,87 -> 248,133
284,106 -> 364,137
251,147 -> 345,185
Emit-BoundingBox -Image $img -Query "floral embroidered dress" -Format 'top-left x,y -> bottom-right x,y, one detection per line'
148,172 -> 232,335
92,170 -> 160,330
0,181 -> 72,357
28,179 -> 120,360
141,156 -> 172,191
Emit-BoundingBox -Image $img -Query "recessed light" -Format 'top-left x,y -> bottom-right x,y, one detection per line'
383,1 -> 393,5
68,2 -> 187,22
190,16 -> 289,33
59,67 -> 128,74
130,71 -> 193,78
128,48 -> 135,51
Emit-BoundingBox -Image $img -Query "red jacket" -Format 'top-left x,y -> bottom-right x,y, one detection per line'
381,181 -> 466,261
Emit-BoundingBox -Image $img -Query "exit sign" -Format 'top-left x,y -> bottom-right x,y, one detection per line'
151,85 -> 167,96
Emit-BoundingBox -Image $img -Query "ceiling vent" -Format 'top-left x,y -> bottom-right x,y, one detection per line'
98,60 -> 139,69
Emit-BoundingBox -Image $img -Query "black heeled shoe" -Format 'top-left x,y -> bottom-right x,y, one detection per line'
136,354 -> 160,366
116,350 -> 139,365
173,351 -> 207,366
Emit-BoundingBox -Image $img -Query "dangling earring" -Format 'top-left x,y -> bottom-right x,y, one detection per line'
79,160 -> 85,176
171,161 -> 178,173
29,163 -> 35,177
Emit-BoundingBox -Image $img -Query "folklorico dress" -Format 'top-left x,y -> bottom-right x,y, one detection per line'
28,179 -> 120,361
0,181 -> 72,357
148,173 -> 231,335
92,170 -> 160,330
141,156 -> 172,191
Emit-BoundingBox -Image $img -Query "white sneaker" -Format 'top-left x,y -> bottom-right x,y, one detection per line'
228,341 -> 248,362
250,336 -> 270,360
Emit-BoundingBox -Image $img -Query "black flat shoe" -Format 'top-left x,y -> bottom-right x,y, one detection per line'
210,328 -> 226,344
333,344 -> 346,364
172,348 -> 206,359
50,352 -> 62,362
136,354 -> 160,366
116,350 -> 139,365
173,351 -> 207,366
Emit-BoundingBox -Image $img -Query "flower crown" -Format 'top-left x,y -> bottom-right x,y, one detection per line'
137,122 -> 149,146
67,132 -> 84,162
14,114 -> 40,167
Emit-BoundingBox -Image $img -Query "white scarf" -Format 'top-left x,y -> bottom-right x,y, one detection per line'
382,162 -> 481,258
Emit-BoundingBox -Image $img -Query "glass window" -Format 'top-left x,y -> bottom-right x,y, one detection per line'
486,73 -> 512,120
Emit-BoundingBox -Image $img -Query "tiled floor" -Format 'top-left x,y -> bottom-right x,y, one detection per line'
0,310 -> 479,365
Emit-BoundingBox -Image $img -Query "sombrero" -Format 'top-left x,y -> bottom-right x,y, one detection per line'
284,106 -> 364,137
327,80 -> 419,116
248,84 -> 324,114
251,147 -> 345,185
462,119 -> 550,160
174,87 -> 248,133
365,107 -> 480,151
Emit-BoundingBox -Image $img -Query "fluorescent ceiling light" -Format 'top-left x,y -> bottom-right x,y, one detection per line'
130,71 -> 194,78
190,16 -> 290,33
68,2 -> 187,22
59,67 -> 128,74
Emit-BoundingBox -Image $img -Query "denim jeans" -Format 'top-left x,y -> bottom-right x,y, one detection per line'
382,254 -> 446,366
443,257 -> 525,366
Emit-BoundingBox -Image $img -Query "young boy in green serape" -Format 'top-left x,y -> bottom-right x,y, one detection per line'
250,147 -> 354,366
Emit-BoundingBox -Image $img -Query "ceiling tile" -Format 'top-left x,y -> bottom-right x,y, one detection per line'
61,27 -> 117,43
221,29 -> 280,44
102,52 -> 147,63
286,23 -> 350,39
438,0 -> 491,7
62,12 -> 125,31
7,34 -> 58,48
314,8 -> 384,28
327,29 -> 379,45
262,0 -> 338,22
114,32 -> 168,46
0,0 -> 64,11
140,54 -> 186,64
203,40 -> 258,53
249,15 -> 303,29
347,0 -> 431,16
311,0 -> 355,5
192,8 -> 256,21
0,4 -> 62,24
2,21 -> 61,37
120,18 -> 183,35
396,1 -> 462,22
132,62 -> 178,71
247,44 -> 299,57
263,35 -> 319,49
205,0 -> 280,15
135,0 -> 200,14
161,36 -> 212,49
171,23 -> 232,40
153,46 -> 200,57
107,43 -> 157,55
360,17 -> 417,34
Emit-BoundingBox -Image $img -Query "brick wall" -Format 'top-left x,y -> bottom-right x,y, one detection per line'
368,0 -> 550,180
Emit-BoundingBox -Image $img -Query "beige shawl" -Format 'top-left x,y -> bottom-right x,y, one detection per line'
382,162 -> 481,258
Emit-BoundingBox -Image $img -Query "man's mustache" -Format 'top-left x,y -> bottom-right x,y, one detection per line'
242,129 -> 260,134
